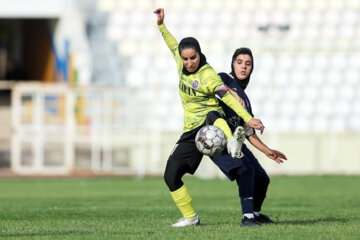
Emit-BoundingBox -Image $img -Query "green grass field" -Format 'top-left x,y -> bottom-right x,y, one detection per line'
0,175 -> 359,240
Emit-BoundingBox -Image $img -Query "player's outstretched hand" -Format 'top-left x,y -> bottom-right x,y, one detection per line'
248,118 -> 264,134
154,8 -> 164,25
265,149 -> 287,164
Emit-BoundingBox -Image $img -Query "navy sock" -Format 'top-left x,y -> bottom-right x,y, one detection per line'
240,196 -> 254,215
235,164 -> 255,215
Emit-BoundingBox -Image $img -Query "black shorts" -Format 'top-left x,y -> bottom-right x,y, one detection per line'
167,124 -> 204,175
164,111 -> 226,191
167,111 -> 225,174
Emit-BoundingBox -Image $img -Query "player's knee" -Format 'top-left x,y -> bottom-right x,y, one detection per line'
237,162 -> 255,176
164,166 -> 174,185
164,164 -> 184,191
258,169 -> 270,186
256,174 -> 270,192
164,174 -> 183,192
263,174 -> 270,186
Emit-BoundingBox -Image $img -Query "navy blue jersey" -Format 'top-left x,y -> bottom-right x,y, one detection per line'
218,72 -> 254,131
212,72 -> 257,180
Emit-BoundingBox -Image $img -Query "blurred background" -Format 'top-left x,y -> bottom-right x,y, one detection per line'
0,0 -> 359,177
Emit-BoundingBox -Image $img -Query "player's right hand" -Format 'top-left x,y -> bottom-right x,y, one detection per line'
265,149 -> 287,164
154,8 -> 164,25
248,118 -> 264,134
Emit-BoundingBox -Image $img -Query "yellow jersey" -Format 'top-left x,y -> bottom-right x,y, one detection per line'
158,24 -> 252,132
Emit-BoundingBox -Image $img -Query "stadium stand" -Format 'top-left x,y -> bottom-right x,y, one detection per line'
1,0 -> 359,176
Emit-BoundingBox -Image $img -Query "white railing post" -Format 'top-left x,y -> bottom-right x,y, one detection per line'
64,88 -> 75,172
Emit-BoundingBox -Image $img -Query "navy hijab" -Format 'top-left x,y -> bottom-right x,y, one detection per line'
230,48 -> 254,90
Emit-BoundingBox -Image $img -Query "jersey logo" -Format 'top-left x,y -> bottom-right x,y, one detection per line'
179,82 -> 197,96
192,80 -> 199,89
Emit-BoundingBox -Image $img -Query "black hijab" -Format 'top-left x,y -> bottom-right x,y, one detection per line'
179,37 -> 207,75
230,47 -> 254,90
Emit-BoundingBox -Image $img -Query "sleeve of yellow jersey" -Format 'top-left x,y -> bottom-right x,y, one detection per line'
221,92 -> 253,123
158,24 -> 182,73
207,71 -> 254,124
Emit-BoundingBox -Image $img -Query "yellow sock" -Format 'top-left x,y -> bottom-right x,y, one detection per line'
170,185 -> 196,219
214,118 -> 232,140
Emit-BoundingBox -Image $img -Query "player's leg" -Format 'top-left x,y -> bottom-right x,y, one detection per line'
234,160 -> 261,226
206,111 -> 232,139
253,168 -> 273,223
211,147 -> 260,226
205,111 -> 245,158
227,126 -> 246,158
243,147 -> 274,223
164,157 -> 197,221
164,132 -> 202,227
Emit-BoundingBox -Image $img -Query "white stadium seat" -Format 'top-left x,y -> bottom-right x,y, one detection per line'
308,70 -> 325,87
316,100 -> 334,117
93,0 -> 359,134
306,10 -> 323,26
342,10 -> 358,26
280,101 -> 296,117
338,86 -> 355,101
291,70 -> 307,86
284,86 -> 301,100
330,117 -> 346,131
298,100 -> 315,117
313,116 -> 329,132
349,115 -> 360,130
322,26 -> 338,40
277,116 -> 292,131
323,10 -> 340,27
273,71 -> 290,87
294,117 -> 310,131
290,10 -> 305,26
325,69 -> 342,86
345,69 -> 359,85
334,100 -> 352,116
320,86 -> 337,100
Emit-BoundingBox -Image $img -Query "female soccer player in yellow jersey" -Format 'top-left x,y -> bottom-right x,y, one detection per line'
154,8 -> 264,227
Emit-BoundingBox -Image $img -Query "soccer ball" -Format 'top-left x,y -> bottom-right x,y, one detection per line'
195,125 -> 227,157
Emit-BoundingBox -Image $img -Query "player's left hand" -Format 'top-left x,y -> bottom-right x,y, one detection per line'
265,149 -> 287,164
154,8 -> 164,25
248,118 -> 264,134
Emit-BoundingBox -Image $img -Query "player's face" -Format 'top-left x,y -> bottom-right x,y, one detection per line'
180,48 -> 200,73
233,54 -> 253,80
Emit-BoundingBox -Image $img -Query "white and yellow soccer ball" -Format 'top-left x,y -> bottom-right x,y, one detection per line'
195,125 -> 227,157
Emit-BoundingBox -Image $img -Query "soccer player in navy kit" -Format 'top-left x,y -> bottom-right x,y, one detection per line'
154,9 -> 265,227
212,48 -> 287,226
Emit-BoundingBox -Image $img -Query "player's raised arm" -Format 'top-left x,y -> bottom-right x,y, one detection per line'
154,8 -> 178,56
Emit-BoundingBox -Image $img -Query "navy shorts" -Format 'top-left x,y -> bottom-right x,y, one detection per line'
211,144 -> 254,181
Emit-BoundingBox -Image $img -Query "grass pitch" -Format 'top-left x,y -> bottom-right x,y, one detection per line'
0,175 -> 359,239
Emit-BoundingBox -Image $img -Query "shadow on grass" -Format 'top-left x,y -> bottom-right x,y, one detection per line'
0,230 -> 119,238
195,217 -> 353,227
278,217 -> 349,225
